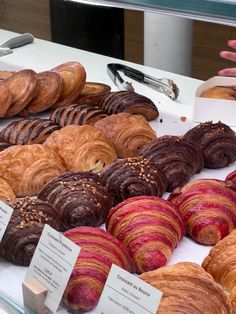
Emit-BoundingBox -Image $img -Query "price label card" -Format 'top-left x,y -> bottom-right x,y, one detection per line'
95,264 -> 162,314
25,224 -> 80,313
0,200 -> 13,242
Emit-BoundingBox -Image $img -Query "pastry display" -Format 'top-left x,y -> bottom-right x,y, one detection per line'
225,170 -> 236,191
0,177 -> 16,203
38,171 -> 113,230
140,135 -> 204,192
74,82 -> 111,105
200,86 -> 236,100
51,61 -> 86,109
100,157 -> 167,205
20,71 -> 63,115
106,195 -> 185,273
44,124 -> 117,172
50,103 -> 108,127
5,69 -> 38,117
0,144 -> 65,197
202,229 -> 236,311
169,179 -> 236,245
63,226 -> 134,313
0,197 -> 60,266
139,262 -> 232,314
95,112 -> 157,158
0,118 -> 61,145
0,81 -> 12,117
98,90 -> 159,121
183,121 -> 236,169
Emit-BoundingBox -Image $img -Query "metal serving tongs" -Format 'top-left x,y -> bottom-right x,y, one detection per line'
107,63 -> 179,101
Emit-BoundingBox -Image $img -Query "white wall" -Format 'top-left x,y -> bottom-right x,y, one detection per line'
144,13 -> 193,76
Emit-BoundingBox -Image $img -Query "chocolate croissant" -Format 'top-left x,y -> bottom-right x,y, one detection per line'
99,91 -> 159,121
183,121 -> 236,169
95,112 -> 157,158
140,135 -> 204,192
106,195 -> 185,273
0,139 -> 12,152
0,197 -> 60,265
100,157 -> 167,205
140,262 -> 232,314
63,226 -> 134,313
38,172 -> 113,230
0,118 -> 61,145
50,104 -> 108,127
0,144 -> 65,197
44,125 -> 117,172
169,179 -> 236,245
0,177 -> 16,203
202,229 -> 236,311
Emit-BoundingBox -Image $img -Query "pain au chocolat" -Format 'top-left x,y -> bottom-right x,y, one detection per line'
98,90 -> 159,121
140,135 -> 204,192
0,144 -> 65,197
169,179 -> 236,245
95,112 -> 157,158
183,121 -> 236,169
140,262 -> 232,314
38,172 -> 113,230
0,197 -> 60,266
0,118 -> 60,145
100,157 -> 167,205
63,226 -> 134,313
44,124 -> 117,172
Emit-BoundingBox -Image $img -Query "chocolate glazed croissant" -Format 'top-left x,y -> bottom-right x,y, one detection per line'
100,157 -> 167,205
140,135 -> 204,192
183,121 -> 236,169
0,197 -> 61,266
38,172 -> 113,230
202,230 -> 236,311
169,179 -> 236,245
140,262 -> 233,314
0,118 -> 60,145
95,112 -> 157,158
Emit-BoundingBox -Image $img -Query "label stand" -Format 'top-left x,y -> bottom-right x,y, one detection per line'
22,278 -> 51,314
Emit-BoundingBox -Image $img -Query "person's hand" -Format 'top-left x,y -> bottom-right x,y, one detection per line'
218,40 -> 236,76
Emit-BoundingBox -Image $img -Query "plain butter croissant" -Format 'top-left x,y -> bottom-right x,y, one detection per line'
44,125 -> 117,172
0,177 -> 16,203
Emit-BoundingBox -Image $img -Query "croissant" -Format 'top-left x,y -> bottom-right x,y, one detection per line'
168,179 -> 236,245
74,82 -> 111,105
140,135 -> 204,192
50,104 -> 108,127
0,177 -> 16,203
44,125 -> 117,172
63,226 -> 134,313
95,112 -> 157,158
99,91 -> 159,121
139,262 -> 233,314
5,69 -> 38,117
202,229 -> 236,311
20,70 -> 63,115
0,81 -> 12,117
0,118 -> 61,145
0,197 -> 61,266
38,172 -> 113,230
106,195 -> 185,273
183,121 -> 236,169
0,70 -> 14,80
0,144 -> 65,197
100,157 -> 167,205
51,61 -> 86,109
225,170 -> 236,191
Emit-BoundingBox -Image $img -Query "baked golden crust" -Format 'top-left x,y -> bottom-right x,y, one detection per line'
200,86 -> 236,100
95,112 -> 157,158
44,125 -> 117,172
0,81 -> 12,117
51,61 -> 86,109
202,230 -> 236,311
0,144 -> 65,197
0,177 -> 16,203
74,82 -> 111,105
140,262 -> 233,314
